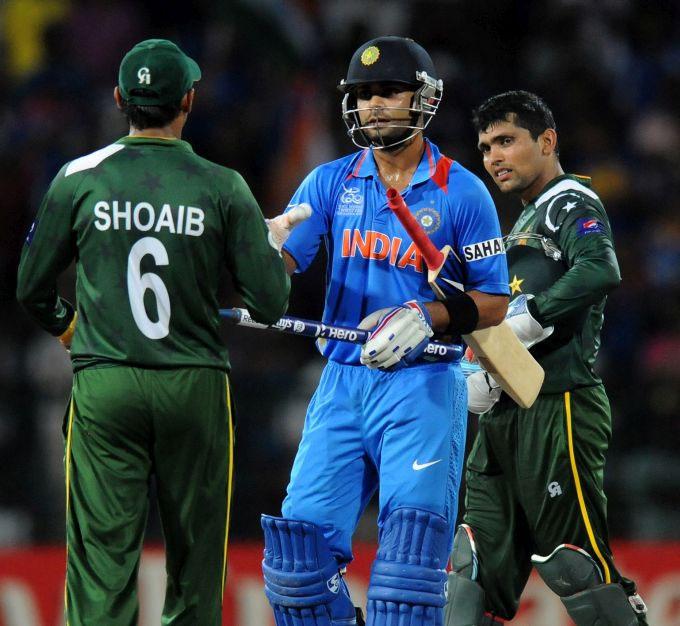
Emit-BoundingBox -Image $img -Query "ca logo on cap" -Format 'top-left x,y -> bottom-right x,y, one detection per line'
137,67 -> 151,85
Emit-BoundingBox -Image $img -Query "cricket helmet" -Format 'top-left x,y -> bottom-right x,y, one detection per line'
338,36 -> 443,150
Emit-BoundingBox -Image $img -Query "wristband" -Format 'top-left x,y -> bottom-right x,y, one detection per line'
442,291 -> 479,336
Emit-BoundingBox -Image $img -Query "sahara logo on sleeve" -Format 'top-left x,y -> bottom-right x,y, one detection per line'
576,217 -> 605,237
463,237 -> 504,262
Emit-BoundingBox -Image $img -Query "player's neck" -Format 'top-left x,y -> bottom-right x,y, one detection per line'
128,115 -> 186,140
373,134 -> 425,192
520,160 -> 565,205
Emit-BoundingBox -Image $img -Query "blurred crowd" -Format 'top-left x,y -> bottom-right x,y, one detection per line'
1,0 -> 679,546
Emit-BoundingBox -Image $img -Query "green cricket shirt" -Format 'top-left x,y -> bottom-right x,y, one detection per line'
17,136 -> 290,371
504,174 -> 621,392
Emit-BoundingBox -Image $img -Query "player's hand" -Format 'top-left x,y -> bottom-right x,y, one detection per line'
467,370 -> 501,414
359,301 -> 434,370
58,312 -> 78,352
505,294 -> 554,348
266,203 -> 312,252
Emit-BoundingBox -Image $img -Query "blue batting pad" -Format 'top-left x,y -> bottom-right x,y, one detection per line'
367,508 -> 449,626
262,515 -> 357,626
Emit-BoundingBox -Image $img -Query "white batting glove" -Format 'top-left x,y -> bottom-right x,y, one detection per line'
266,203 -> 312,252
506,294 -> 554,348
467,370 -> 502,414
359,301 -> 434,370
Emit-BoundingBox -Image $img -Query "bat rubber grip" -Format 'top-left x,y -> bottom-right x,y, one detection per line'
386,187 -> 444,271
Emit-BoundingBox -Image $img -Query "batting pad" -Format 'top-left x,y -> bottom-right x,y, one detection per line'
261,515 -> 358,626
367,508 -> 450,626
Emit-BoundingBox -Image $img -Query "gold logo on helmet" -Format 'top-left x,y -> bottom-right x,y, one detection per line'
361,46 -> 380,66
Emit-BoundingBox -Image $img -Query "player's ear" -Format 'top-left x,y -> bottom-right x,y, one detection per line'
541,128 -> 558,156
181,89 -> 195,114
113,86 -> 124,110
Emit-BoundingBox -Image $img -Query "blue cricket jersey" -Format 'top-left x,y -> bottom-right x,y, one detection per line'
283,139 -> 509,365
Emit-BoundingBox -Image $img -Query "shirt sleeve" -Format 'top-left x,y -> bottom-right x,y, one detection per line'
223,171 -> 290,325
16,165 -> 77,335
530,200 -> 621,325
281,166 -> 330,273
451,178 -> 510,295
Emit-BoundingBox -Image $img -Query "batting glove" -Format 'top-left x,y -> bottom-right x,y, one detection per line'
359,301 -> 433,370
467,370 -> 502,414
505,294 -> 554,348
266,203 -> 312,252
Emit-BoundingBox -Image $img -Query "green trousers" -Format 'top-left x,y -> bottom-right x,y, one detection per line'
64,366 -> 234,626
463,385 -> 641,621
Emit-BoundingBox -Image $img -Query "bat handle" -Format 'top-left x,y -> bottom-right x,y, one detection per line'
219,308 -> 463,362
386,187 -> 444,271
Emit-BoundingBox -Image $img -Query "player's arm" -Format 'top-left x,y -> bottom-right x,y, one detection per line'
282,250 -> 298,275
16,166 -> 77,341
529,204 -> 621,326
428,180 -> 510,336
426,290 -> 507,332
223,171 -> 291,325
265,205 -> 310,276
358,292 -> 507,371
278,166 -> 331,277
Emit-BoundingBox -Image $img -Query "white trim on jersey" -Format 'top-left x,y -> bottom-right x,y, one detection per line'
534,178 -> 599,207
65,144 -> 126,177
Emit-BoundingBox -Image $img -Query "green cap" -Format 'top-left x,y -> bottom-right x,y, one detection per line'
118,39 -> 201,105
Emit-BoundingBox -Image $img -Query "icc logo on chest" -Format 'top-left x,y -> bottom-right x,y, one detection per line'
338,184 -> 364,216
138,67 -> 151,85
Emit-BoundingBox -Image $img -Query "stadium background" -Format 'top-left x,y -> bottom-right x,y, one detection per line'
1,0 -> 679,624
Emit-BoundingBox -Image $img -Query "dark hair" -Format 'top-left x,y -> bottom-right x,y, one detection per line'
472,90 -> 558,153
121,90 -> 183,130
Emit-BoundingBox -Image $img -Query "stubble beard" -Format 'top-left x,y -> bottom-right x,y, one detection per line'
365,124 -> 416,151
497,172 -> 533,197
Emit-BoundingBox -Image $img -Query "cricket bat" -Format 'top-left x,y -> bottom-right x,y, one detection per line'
386,187 -> 544,409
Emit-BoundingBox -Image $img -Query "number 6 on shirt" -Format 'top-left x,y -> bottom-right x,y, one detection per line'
386,187 -> 544,409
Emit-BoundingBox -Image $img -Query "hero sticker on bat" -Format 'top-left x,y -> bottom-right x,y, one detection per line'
463,237 -> 504,262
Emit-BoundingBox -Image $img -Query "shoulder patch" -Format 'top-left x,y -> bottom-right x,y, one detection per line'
65,144 -> 126,177
575,217 -> 605,237
463,237 -> 504,262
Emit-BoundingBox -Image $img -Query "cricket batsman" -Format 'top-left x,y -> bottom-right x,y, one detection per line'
260,37 -> 509,625
444,90 -> 648,626
16,39 -> 293,625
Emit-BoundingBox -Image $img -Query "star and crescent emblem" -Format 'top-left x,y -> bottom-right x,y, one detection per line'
509,275 -> 524,295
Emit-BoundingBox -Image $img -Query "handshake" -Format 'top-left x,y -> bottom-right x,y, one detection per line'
266,203 -> 312,252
